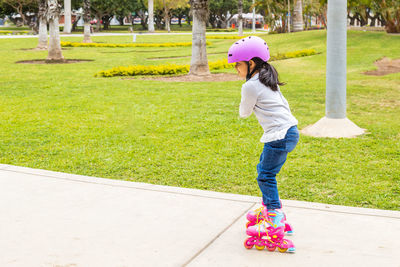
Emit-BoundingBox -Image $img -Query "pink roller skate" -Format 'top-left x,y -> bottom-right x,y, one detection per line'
246,204 -> 294,235
244,219 -> 295,253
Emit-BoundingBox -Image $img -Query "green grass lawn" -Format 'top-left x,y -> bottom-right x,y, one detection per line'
0,30 -> 399,210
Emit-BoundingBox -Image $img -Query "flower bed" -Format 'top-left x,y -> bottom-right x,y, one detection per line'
95,49 -> 317,77
0,30 -> 30,35
61,41 -> 211,48
207,35 -> 250,39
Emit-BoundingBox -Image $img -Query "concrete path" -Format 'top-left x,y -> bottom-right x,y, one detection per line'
1,164 -> 399,267
0,31 -> 264,39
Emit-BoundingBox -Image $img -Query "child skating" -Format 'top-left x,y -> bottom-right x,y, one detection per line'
227,36 -> 299,253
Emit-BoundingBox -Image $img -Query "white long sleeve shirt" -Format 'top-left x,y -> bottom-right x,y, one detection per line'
239,73 -> 298,143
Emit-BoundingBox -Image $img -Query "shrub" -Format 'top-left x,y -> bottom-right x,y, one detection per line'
206,28 -> 236,32
270,49 -> 317,61
95,49 -> 317,77
96,64 -> 191,77
207,36 -> 249,40
0,30 -> 30,35
61,41 -> 211,48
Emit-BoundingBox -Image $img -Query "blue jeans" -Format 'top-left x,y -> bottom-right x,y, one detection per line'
257,125 -> 299,210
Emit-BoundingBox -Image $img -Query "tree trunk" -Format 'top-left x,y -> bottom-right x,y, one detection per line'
189,0 -> 209,76
117,16 -> 124,26
141,17 -> 148,30
46,0 -> 64,62
293,0 -> 303,32
137,10 -> 147,30
83,0 -> 92,43
287,0 -> 290,33
162,0 -> 170,32
20,12 -> 27,26
155,15 -> 163,29
381,0 -> 400,33
36,0 -> 48,50
238,0 -> 243,36
95,14 -> 102,31
178,14 -> 183,27
251,0 -> 255,33
71,15 -> 79,31
321,8 -> 327,28
148,0 -> 155,32
348,12 -> 356,26
63,0 -> 71,33
103,15 -> 111,30
164,13 -> 170,32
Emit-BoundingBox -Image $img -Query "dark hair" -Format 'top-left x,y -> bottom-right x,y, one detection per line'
246,57 -> 285,91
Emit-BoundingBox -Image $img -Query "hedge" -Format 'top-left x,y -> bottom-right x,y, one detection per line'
0,30 -> 30,35
95,49 -> 317,77
207,35 -> 250,39
61,41 -> 211,48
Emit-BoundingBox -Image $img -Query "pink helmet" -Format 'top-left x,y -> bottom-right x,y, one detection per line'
227,36 -> 270,63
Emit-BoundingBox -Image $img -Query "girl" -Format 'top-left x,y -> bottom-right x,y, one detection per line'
228,36 -> 298,252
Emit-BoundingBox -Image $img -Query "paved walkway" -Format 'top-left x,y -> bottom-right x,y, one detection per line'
0,31 -> 267,39
1,164 -> 399,267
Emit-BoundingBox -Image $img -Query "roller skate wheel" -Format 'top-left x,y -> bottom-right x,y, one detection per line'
244,238 -> 254,249
266,245 -> 276,252
255,244 -> 265,250
278,247 -> 288,253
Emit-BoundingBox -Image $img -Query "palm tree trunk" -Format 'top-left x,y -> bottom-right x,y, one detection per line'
46,0 -> 64,62
189,0 -> 210,75
148,0 -> 155,32
293,0 -> 303,32
63,0 -> 71,33
238,0 -> 243,36
83,0 -> 92,43
36,0 -> 48,50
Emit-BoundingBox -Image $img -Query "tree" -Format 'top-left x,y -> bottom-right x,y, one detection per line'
2,0 -> 36,25
375,0 -> 400,33
171,5 -> 190,27
63,0 -> 71,33
90,0 -> 135,31
255,0 -> 289,33
238,0 -> 243,35
155,0 -> 188,32
162,0 -> 170,32
346,0 -> 399,33
36,0 -> 47,49
347,0 -> 370,26
148,0 -> 154,32
292,0 -> 303,31
208,0 -> 236,28
133,0 -> 148,30
189,0 -> 209,75
303,0 -> 325,29
256,0 -> 326,32
46,0 -> 64,62
83,0 -> 91,42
